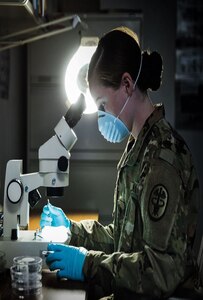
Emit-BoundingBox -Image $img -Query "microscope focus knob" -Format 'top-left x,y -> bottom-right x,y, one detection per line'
7,179 -> 23,204
58,156 -> 68,172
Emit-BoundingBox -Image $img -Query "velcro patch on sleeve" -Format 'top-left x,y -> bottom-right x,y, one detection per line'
148,184 -> 168,221
141,159 -> 181,251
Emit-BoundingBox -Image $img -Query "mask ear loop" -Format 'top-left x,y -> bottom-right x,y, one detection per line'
115,54 -> 143,122
133,54 -> 143,90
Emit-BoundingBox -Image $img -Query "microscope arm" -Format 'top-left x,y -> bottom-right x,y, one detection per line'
3,120 -> 74,239
3,161 -> 44,238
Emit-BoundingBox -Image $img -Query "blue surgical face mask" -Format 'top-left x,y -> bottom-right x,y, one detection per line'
98,109 -> 130,143
97,55 -> 143,143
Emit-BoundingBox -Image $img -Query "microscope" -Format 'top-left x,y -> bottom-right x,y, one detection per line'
0,94 -> 85,267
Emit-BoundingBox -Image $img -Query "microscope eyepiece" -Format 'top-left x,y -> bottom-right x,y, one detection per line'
65,93 -> 86,128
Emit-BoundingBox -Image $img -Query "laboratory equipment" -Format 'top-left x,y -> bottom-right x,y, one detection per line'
10,256 -> 42,298
65,36 -> 98,114
0,94 -> 85,267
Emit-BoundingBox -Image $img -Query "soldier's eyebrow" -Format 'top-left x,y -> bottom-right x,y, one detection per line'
95,96 -> 108,108
95,96 -> 102,103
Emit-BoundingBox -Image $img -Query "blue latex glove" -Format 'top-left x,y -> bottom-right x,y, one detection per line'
46,243 -> 87,281
40,203 -> 70,229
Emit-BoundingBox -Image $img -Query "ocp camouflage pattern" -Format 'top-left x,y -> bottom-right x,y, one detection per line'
70,104 -> 200,299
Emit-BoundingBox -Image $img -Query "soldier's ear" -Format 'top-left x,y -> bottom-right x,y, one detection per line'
121,72 -> 134,96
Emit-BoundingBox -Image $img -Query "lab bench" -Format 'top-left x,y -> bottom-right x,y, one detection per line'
0,268 -> 87,300
0,211 -> 98,299
0,259 -> 202,300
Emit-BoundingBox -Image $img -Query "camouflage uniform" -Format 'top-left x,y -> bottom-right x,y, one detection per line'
70,104 -> 199,299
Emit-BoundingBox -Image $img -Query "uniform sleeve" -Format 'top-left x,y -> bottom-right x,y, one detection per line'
82,158 -> 199,298
69,220 -> 114,254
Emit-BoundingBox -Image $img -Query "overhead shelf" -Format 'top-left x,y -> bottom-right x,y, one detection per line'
0,1 -> 86,51
0,0 -> 39,35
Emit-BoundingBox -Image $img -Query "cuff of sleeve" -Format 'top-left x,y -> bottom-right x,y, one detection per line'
66,227 -> 72,244
69,220 -> 83,246
82,250 -> 105,279
82,250 -> 115,295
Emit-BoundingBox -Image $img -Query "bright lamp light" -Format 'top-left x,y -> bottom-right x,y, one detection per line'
65,37 -> 98,114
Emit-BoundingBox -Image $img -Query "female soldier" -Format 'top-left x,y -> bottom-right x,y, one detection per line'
40,27 -> 199,299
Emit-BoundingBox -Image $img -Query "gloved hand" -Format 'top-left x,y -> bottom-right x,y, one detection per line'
40,203 -> 70,229
46,243 -> 87,281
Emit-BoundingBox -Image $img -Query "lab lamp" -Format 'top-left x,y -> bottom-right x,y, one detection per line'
65,36 -> 98,114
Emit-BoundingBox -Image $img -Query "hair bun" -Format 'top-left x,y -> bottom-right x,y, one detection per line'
138,50 -> 163,91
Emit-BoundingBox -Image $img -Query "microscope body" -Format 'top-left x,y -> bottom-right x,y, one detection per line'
0,92 -> 85,268
3,116 -> 77,239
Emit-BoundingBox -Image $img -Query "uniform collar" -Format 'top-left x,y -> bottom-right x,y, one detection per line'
118,103 -> 165,169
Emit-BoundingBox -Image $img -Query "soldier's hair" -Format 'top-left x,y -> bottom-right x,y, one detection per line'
88,26 -> 163,92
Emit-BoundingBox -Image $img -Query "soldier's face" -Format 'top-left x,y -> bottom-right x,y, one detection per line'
90,83 -> 128,118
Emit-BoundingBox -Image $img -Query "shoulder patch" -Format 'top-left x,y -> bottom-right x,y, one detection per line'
141,159 -> 182,251
148,184 -> 168,221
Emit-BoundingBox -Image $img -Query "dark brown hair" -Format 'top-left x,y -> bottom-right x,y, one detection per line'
88,27 -> 163,92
